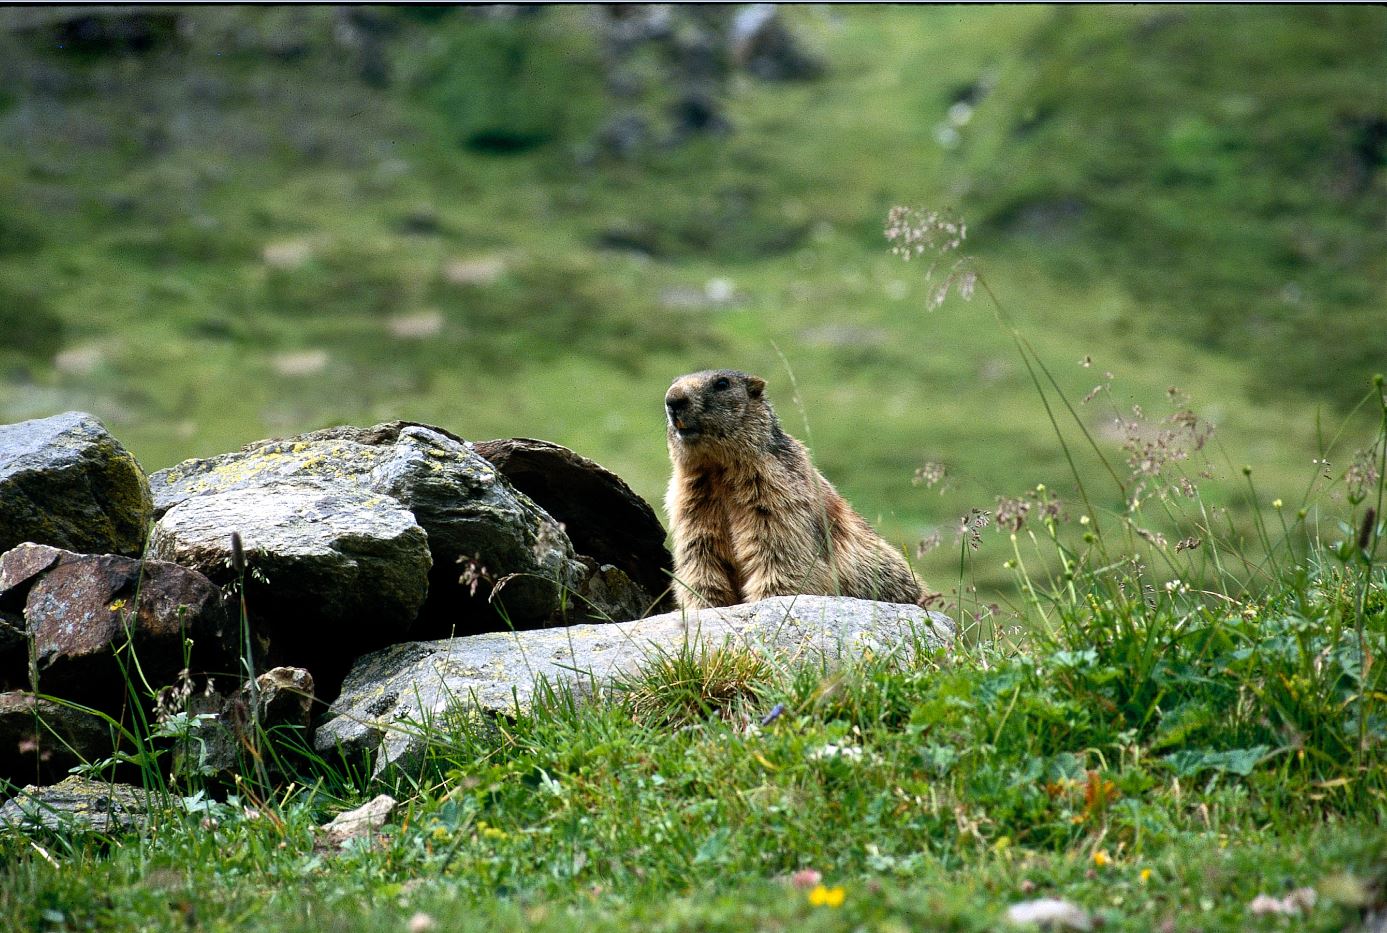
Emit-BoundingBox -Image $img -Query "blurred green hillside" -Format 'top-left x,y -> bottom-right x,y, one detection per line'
0,5 -> 1383,598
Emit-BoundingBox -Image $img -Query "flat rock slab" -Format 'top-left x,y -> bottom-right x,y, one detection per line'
148,483 -> 431,699
0,775 -> 152,834
150,422 -> 582,629
0,411 -> 152,557
317,595 -> 955,777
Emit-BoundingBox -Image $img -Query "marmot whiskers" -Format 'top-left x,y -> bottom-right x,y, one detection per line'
663,369 -> 922,610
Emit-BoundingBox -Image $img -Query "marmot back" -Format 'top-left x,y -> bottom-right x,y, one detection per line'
663,369 -> 922,610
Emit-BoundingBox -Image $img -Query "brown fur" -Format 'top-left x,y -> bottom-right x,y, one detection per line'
663,369 -> 923,610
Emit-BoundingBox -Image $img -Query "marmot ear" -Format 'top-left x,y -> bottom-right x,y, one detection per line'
745,376 -> 766,398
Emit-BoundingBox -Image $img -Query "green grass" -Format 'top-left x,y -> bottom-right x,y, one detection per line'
2,545 -> 1383,930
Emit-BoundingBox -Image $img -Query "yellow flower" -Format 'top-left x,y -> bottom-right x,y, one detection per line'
481,825 -> 509,841
1272,499 -> 1283,509
1092,850 -> 1111,868
808,884 -> 846,908
1139,868 -> 1152,884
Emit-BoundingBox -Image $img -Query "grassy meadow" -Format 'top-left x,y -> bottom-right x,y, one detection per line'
0,5 -> 1385,930
1,6 -> 1383,597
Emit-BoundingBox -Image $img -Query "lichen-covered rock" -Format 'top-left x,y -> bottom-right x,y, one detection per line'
172,666 -> 315,781
149,422 -> 584,632
474,437 -> 674,614
0,692 -> 114,787
9,546 -> 237,709
317,595 -> 955,777
0,775 -> 151,834
149,483 -> 430,699
0,412 -> 153,557
573,558 -> 653,622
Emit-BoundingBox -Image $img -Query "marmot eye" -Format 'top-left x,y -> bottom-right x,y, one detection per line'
713,377 -> 731,391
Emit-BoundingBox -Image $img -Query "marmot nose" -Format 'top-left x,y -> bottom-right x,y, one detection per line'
666,396 -> 689,416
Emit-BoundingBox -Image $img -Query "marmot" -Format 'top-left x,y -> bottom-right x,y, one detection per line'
663,369 -> 922,609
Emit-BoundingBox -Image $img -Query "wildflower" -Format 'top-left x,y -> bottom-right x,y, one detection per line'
1346,446 -> 1382,504
1134,527 -> 1167,549
884,206 -> 975,310
913,461 -> 947,488
153,668 -> 195,724
807,884 -> 846,908
1271,498 -> 1283,509
1082,374 -> 1113,404
408,913 -> 437,933
995,496 -> 1031,533
957,508 -> 991,551
789,869 -> 822,890
1139,868 -> 1152,884
1175,536 -> 1200,552
885,206 -> 966,259
532,520 -> 567,564
457,555 -> 490,597
916,530 -> 943,558
1092,850 -> 1111,868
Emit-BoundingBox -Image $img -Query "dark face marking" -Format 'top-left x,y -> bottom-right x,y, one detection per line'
665,369 -> 766,442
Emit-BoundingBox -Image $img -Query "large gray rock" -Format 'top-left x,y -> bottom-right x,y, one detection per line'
317,595 -> 955,777
0,543 -> 237,708
0,412 -> 153,557
148,483 -> 431,698
149,422 -> 584,632
0,775 -> 151,834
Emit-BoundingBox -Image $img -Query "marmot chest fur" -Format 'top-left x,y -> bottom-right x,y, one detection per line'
663,369 -> 921,610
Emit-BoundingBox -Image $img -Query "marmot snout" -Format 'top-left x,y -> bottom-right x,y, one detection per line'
663,369 -> 923,610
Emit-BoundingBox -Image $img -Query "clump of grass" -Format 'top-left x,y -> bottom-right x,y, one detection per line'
614,643 -> 774,727
889,203 -> 1387,808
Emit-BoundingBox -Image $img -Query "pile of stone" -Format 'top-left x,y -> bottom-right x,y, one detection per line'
0,411 -> 952,831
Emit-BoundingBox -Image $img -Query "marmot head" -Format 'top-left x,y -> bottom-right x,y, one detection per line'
665,369 -> 774,456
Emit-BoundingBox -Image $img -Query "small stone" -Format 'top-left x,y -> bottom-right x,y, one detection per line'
319,793 -> 396,846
